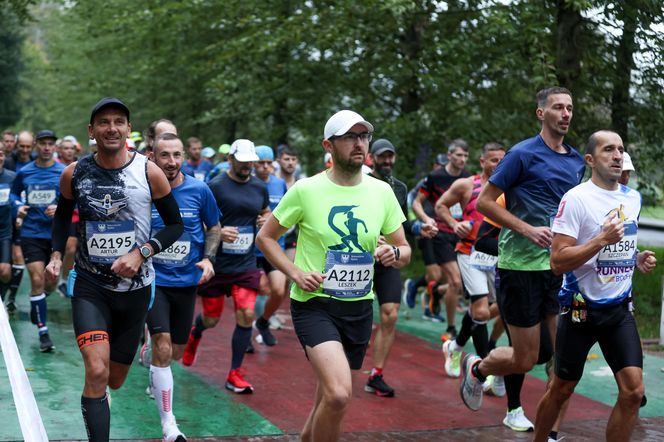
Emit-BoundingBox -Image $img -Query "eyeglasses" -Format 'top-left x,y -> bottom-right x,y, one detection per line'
330,132 -> 372,143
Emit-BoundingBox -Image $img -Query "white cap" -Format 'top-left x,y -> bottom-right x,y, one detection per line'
229,139 -> 259,162
622,151 -> 635,172
324,110 -> 373,140
126,139 -> 136,149
89,138 -> 97,146
62,135 -> 78,144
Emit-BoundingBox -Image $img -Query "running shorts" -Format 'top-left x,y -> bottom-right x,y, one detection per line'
21,237 -> 52,264
373,263 -> 401,305
497,269 -> 561,328
147,285 -> 198,345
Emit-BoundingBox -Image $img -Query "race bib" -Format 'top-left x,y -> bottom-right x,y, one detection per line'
322,251 -> 374,298
470,247 -> 498,272
152,232 -> 191,266
0,185 -> 9,205
86,220 -> 136,264
597,221 -> 637,268
222,225 -> 254,254
194,172 -> 206,182
27,185 -> 56,207
450,203 -> 463,220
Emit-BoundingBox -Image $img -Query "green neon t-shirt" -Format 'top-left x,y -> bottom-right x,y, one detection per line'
273,171 -> 405,302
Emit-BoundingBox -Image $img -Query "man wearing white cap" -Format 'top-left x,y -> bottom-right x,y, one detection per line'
619,151 -> 635,186
183,139 -> 270,394
257,110 -> 410,440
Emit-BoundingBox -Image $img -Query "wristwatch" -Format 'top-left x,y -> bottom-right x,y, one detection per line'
204,254 -> 216,264
139,245 -> 152,261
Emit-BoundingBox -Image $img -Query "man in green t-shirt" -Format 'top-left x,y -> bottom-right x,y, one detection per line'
257,110 -> 410,442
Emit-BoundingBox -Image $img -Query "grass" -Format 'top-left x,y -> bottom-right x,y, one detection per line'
401,239 -> 664,339
641,206 -> 664,220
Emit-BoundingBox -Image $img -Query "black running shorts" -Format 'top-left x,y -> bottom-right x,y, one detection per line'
431,231 -> 458,265
71,273 -> 151,365
21,237 -> 52,264
147,285 -> 198,345
497,269 -> 561,328
256,256 -> 277,274
0,238 -> 10,264
373,263 -> 401,305
290,297 -> 372,370
555,302 -> 642,381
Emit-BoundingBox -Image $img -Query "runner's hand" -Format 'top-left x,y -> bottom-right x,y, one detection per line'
421,222 -> 438,239
220,226 -> 239,243
44,204 -> 57,217
292,270 -> 325,292
377,235 -> 387,246
196,258 -> 215,284
111,249 -> 144,278
637,251 -> 656,274
256,215 -> 266,229
600,213 -> 624,245
45,259 -> 61,285
374,244 -> 398,267
525,225 -> 553,248
453,221 -> 472,239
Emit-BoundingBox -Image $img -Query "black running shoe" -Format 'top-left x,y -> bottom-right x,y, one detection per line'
6,300 -> 17,314
364,374 -> 395,397
255,319 -> 277,346
39,333 -> 54,352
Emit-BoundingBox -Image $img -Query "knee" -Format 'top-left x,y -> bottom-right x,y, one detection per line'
154,339 -> 173,361
237,309 -> 255,327
381,308 -> 398,328
323,386 -> 352,414
512,354 -> 538,373
618,383 -> 644,409
0,267 -> 10,283
470,306 -> 490,323
85,362 -> 109,389
203,315 -> 220,328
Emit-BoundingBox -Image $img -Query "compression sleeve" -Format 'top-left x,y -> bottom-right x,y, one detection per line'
148,192 -> 183,253
52,196 -> 76,254
473,221 -> 500,256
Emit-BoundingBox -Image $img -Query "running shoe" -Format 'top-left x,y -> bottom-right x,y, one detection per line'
440,326 -> 457,342
401,278 -> 417,309
5,300 -> 17,315
442,340 -> 461,378
106,386 -> 112,409
145,385 -> 154,399
548,437 -> 565,442
255,319 -> 277,346
364,374 -> 395,397
502,406 -> 534,432
39,333 -> 54,352
162,418 -> 186,442
483,374 -> 505,397
422,308 -> 444,322
225,368 -> 254,394
459,354 -> 483,411
181,327 -> 201,367
139,338 -> 152,368
268,315 -> 283,330
57,282 -> 68,298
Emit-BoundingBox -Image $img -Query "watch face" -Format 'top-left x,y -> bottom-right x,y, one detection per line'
141,247 -> 151,258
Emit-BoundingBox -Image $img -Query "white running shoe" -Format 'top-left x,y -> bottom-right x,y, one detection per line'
442,340 -> 461,378
502,406 -> 534,432
145,385 -> 154,399
268,315 -> 282,330
459,354 -> 483,411
482,375 -> 506,397
162,418 -> 186,442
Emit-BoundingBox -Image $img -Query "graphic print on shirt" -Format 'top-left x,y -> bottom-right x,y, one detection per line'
328,205 -> 368,253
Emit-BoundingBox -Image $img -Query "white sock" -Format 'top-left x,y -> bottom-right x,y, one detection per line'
450,339 -> 462,352
149,365 -> 174,424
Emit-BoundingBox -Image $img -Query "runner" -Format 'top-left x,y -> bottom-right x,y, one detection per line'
253,145 -> 288,346
365,138 -> 435,397
10,129 -> 64,351
256,110 -> 410,441
181,136 -> 213,181
460,86 -> 585,412
437,142 -> 505,395
412,140 -> 471,337
45,97 -> 183,441
56,135 -> 80,296
205,143 -> 231,182
534,130 -> 655,442
143,118 -> 177,157
145,132 -> 221,441
182,138 -> 269,394
0,148 -> 16,301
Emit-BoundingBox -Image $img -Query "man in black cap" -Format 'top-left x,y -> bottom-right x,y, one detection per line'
45,97 -> 184,442
10,129 -> 64,352
364,138 -> 437,397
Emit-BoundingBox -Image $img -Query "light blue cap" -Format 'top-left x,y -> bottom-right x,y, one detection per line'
255,145 -> 274,161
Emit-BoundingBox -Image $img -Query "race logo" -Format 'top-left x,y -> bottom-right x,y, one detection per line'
606,204 -> 628,222
327,205 -> 368,253
88,194 -> 130,217
98,224 -> 107,232
341,254 -> 350,263
555,200 -> 567,218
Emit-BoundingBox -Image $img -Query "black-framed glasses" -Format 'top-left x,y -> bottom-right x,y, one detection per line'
330,132 -> 373,143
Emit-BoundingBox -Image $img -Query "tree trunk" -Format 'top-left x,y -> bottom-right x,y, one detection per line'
611,4 -> 638,144
554,0 -> 583,92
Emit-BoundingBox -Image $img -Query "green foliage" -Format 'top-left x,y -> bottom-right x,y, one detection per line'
0,8 -> 26,128
634,245 -> 664,338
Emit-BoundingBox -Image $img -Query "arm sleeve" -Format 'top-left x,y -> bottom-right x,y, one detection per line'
474,221 -> 500,256
149,192 -> 184,253
52,196 -> 76,254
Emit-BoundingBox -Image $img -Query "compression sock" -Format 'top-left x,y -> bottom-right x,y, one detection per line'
471,319 -> 489,358
255,315 -> 270,329
415,275 -> 427,289
30,294 -> 48,334
149,365 -> 174,424
81,394 -> 110,442
191,314 -> 206,339
454,311 -> 473,347
471,361 -> 487,383
505,373 -> 525,411
231,325 -> 252,370
8,264 -> 24,300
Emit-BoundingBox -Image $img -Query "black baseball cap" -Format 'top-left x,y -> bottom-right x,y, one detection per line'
35,130 -> 57,141
370,138 -> 395,155
90,97 -> 130,124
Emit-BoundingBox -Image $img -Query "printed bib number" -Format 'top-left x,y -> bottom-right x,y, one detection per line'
222,225 -> 254,254
470,247 -> 498,271
86,220 -> 136,264
27,185 -> 56,207
597,222 -> 637,268
152,232 -> 191,266
450,203 -> 463,220
0,186 -> 9,205
322,251 -> 373,298
194,172 -> 206,182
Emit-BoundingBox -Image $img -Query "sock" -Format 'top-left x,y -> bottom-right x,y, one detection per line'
81,394 -> 110,442
149,365 -> 174,424
472,361 -> 486,382
455,311 -> 473,346
191,314 -> 206,339
415,275 -> 427,289
254,294 -> 267,318
505,373 -> 525,410
549,431 -> 558,441
30,294 -> 48,334
471,320 -> 489,358
8,264 -> 24,300
488,339 -> 497,352
370,367 -> 383,377
256,315 -> 269,329
231,325 -> 252,370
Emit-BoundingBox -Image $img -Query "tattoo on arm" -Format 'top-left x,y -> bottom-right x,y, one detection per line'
204,224 -> 222,257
